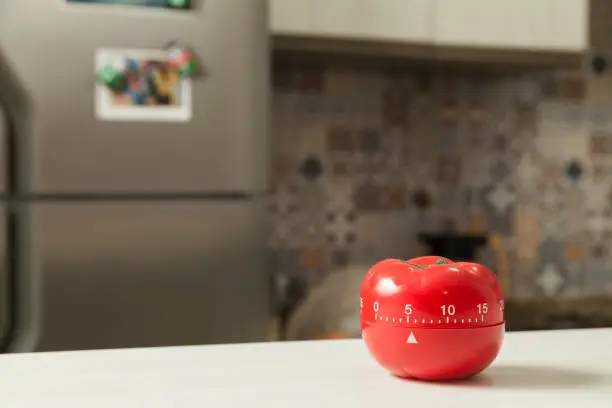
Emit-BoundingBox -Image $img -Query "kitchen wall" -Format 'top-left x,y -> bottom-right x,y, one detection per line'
268,1 -> 612,300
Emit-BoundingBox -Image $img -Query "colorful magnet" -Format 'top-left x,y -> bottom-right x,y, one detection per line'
166,0 -> 191,9
97,65 -> 125,91
96,54 -> 128,91
166,43 -> 196,77
68,1 -> 192,10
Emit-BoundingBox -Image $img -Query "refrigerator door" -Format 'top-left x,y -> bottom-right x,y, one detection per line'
32,200 -> 270,351
0,103 -> 6,194
0,0 -> 269,194
0,205 -> 7,347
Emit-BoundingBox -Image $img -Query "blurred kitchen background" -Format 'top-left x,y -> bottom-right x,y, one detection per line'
1,0 -> 610,352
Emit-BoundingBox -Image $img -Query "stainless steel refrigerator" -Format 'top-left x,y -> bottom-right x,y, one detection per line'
0,0 -> 271,352
0,97 -> 9,352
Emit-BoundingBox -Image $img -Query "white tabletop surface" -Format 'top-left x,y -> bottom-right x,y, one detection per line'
0,328 -> 610,407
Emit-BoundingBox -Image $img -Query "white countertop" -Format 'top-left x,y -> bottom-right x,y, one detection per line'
0,328 -> 610,407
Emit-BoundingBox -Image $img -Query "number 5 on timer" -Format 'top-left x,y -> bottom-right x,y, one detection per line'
360,256 -> 505,381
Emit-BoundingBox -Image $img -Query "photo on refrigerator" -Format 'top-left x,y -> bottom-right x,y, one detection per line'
94,48 -> 192,122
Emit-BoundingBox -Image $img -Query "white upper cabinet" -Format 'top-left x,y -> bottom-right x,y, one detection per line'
270,0 -> 433,44
270,0 -> 589,54
432,0 -> 589,52
270,0 -> 315,36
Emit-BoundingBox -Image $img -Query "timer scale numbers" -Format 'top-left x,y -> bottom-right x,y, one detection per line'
360,298 -> 503,326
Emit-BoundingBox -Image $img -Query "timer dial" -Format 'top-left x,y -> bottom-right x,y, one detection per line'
360,256 -> 505,381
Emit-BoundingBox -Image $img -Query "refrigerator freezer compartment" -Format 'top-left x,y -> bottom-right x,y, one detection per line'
0,0 -> 269,193
31,200 -> 270,351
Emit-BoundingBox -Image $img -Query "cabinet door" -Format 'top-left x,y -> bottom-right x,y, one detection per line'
351,0 -> 432,43
270,0 -> 316,35
310,0 -> 359,39
433,0 -> 588,52
271,0 -> 432,44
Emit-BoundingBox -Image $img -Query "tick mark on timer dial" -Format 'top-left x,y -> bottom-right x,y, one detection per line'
364,299 -> 490,326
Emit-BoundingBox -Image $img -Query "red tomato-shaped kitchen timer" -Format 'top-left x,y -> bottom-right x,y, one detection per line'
360,256 -> 505,381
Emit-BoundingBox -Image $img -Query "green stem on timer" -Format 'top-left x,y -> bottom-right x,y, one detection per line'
406,258 -> 448,269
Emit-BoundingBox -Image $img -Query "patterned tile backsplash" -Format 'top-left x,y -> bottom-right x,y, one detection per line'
269,45 -> 612,300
